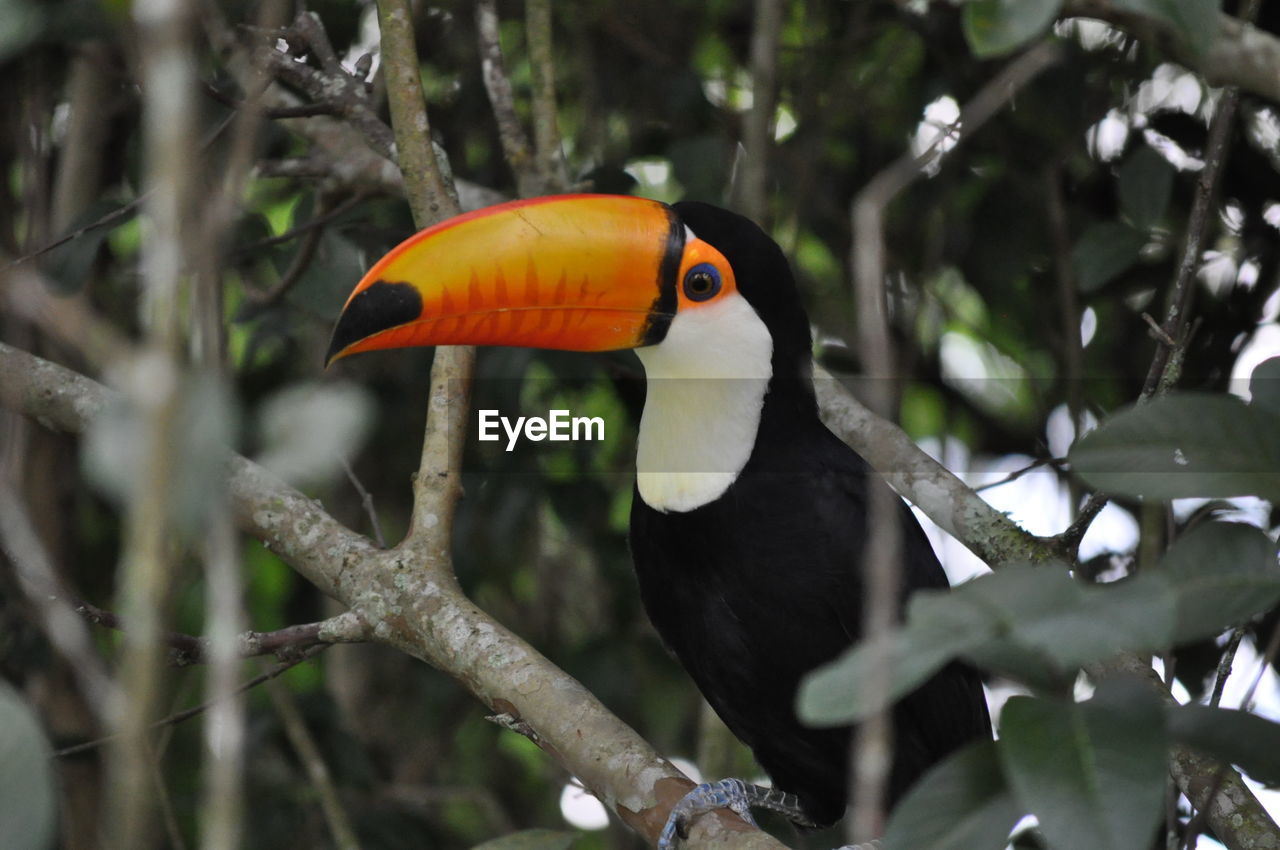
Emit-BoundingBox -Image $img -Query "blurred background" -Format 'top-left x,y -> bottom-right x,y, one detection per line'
2,0 -> 1280,848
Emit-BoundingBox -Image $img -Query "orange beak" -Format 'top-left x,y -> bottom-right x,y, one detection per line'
325,194 -> 688,366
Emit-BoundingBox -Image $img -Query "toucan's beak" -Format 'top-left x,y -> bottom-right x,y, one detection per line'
325,194 -> 688,366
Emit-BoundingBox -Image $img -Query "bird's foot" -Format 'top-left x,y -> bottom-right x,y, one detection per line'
657,778 -> 816,849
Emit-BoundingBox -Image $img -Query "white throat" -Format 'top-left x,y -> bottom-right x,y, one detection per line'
634,292 -> 773,513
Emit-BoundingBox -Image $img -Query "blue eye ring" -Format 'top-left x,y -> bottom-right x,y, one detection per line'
683,263 -> 722,302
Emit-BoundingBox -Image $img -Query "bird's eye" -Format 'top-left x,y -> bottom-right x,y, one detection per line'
683,264 -> 722,302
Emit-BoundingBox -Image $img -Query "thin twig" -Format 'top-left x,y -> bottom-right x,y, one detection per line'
253,10 -> 396,162
476,0 -> 537,196
1140,59 -> 1248,399
243,203 -> 328,307
738,0 -> 784,223
1142,312 -> 1177,347
203,81 -> 346,119
1044,161 -> 1088,513
1239,621 -> 1280,713
3,106 -> 238,274
231,193 -> 364,254
973,456 -> 1066,492
52,645 -> 329,758
73,599 -> 367,666
147,739 -> 189,850
0,195 -> 144,272
1057,494 -> 1109,558
845,42 -> 1062,843
268,676 -> 362,850
1210,627 -> 1247,708
1185,622 -> 1280,845
0,481 -> 117,716
525,0 -> 567,192
340,457 -> 387,549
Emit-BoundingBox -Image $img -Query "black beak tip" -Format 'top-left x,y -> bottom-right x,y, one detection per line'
323,279 -> 426,369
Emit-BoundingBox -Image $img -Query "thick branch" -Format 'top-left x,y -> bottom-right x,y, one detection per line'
1062,1 -> 1280,104
814,365 -> 1051,566
0,340 -> 776,847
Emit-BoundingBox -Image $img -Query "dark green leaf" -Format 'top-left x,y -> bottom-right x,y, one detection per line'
965,570 -> 1177,684
82,369 -> 239,534
962,0 -> 1063,58
255,380 -> 374,487
1168,704 -> 1280,785
1160,522 -> 1280,642
1069,393 -> 1280,501
471,829 -> 577,850
292,230 -> 370,321
0,0 -> 45,62
42,198 -> 133,294
1250,357 -> 1280,416
882,741 -> 1022,850
797,600 -> 996,726
1071,221 -> 1147,292
0,681 -> 55,850
1118,146 -> 1174,231
802,563 -> 1185,724
1111,0 -> 1219,58
998,689 -> 1166,850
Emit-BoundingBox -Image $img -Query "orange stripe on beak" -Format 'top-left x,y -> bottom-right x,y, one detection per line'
325,194 -> 682,366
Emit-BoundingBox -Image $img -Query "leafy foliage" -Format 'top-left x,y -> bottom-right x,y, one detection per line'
2,0 -> 1280,848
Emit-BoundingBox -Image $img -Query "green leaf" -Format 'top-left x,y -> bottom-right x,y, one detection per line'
1160,522 -> 1280,643
42,198 -> 134,294
1168,704 -> 1280,785
998,687 -> 1166,850
882,741 -> 1023,850
1069,393 -> 1280,501
962,0 -> 1063,58
797,597 -> 996,726
1249,357 -> 1280,416
1071,221 -> 1147,292
0,0 -> 45,62
801,564 -> 1181,724
82,369 -> 239,534
1111,0 -> 1219,58
801,538 -> 1279,728
471,829 -> 577,850
1118,147 -> 1174,231
964,570 -> 1177,686
0,681 -> 55,850
254,380 -> 375,487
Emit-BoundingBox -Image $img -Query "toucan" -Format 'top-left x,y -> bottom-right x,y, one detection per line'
326,194 -> 991,845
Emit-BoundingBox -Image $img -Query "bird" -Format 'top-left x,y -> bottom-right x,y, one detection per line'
326,194 -> 991,846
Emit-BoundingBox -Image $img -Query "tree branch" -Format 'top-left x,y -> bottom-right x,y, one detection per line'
1062,0 -> 1280,104
0,341 -> 780,847
52,645 -> 329,759
476,0 -> 539,197
72,600 -> 367,666
738,0 -> 783,224
525,0 -> 568,193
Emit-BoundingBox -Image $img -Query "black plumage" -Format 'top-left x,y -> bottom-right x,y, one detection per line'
629,202 -> 991,825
